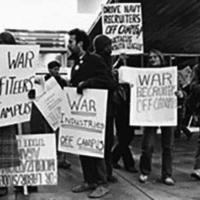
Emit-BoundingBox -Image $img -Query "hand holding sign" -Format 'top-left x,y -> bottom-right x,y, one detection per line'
77,81 -> 89,95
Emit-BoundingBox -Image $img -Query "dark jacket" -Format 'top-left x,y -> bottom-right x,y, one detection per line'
186,64 -> 200,114
70,52 -> 117,116
30,74 -> 68,134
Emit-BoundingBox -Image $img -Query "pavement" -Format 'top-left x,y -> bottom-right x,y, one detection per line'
2,132 -> 200,200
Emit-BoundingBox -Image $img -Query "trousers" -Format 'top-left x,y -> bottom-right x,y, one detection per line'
139,126 -> 174,178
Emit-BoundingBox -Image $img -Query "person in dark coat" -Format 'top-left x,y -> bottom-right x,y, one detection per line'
29,60 -> 71,167
174,78 -> 193,140
111,58 -> 138,173
29,60 -> 67,133
68,29 -> 116,198
22,60 -> 70,194
93,34 -> 118,182
0,32 -> 20,197
188,64 -> 200,180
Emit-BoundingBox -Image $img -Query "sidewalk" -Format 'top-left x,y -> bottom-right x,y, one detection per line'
3,132 -> 200,200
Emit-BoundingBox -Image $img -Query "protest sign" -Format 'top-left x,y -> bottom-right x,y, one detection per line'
34,77 -> 65,131
119,66 -> 177,126
102,3 -> 143,55
0,45 -> 39,127
0,134 -> 57,186
178,66 -> 192,87
58,88 -> 108,158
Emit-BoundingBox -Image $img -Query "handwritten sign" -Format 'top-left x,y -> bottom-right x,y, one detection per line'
0,45 -> 39,127
119,66 -> 177,126
58,88 -> 108,158
102,3 -> 143,55
178,66 -> 192,87
34,77 -> 65,131
0,134 -> 57,186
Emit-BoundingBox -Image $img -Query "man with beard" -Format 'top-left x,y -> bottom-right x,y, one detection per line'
68,29 -> 116,198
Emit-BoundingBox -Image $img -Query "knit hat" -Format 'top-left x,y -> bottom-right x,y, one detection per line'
48,60 -> 61,69
93,34 -> 111,52
0,32 -> 17,44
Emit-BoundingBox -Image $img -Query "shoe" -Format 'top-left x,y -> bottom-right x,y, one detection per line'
162,177 -> 175,186
191,169 -> 200,180
139,174 -> 148,183
0,187 -> 7,197
182,127 -> 193,141
126,166 -> 138,173
88,185 -> 110,198
113,163 -> 122,169
14,186 -> 38,193
107,175 -> 118,183
186,133 -> 194,141
72,182 -> 97,193
14,186 -> 23,193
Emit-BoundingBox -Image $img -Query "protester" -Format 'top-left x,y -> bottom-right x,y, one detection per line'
187,64 -> 200,179
174,77 -> 193,140
111,56 -> 138,173
46,60 -> 71,169
93,34 -> 118,183
139,49 -> 175,186
17,60 -> 67,194
0,32 -> 20,197
29,60 -> 71,168
68,29 -> 116,198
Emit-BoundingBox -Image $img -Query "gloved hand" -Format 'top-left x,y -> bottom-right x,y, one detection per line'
77,81 -> 89,95
175,90 -> 184,98
28,89 -> 36,99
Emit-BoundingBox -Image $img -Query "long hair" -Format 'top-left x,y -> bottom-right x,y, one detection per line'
147,49 -> 167,67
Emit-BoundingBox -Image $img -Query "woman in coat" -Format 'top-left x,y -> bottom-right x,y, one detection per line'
139,49 -> 175,186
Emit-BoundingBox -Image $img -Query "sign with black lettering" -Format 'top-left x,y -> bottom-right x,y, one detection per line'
102,3 -> 143,55
58,88 -> 108,158
34,77 -> 65,131
119,66 -> 177,126
0,134 -> 57,186
0,45 -> 39,127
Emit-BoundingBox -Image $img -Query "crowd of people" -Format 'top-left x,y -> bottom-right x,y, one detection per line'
0,29 -> 200,198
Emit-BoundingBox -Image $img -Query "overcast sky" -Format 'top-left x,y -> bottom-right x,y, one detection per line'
0,0 -> 107,32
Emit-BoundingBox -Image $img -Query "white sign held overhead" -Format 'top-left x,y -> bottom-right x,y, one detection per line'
102,3 -> 143,55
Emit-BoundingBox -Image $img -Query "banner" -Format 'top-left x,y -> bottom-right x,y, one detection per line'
34,77 -> 65,131
59,88 -> 108,158
102,3 -> 143,55
0,134 -> 57,186
119,66 -> 177,126
0,45 -> 39,127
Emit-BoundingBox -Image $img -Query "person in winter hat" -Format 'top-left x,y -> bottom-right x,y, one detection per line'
93,34 -> 119,183
93,35 -> 112,67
